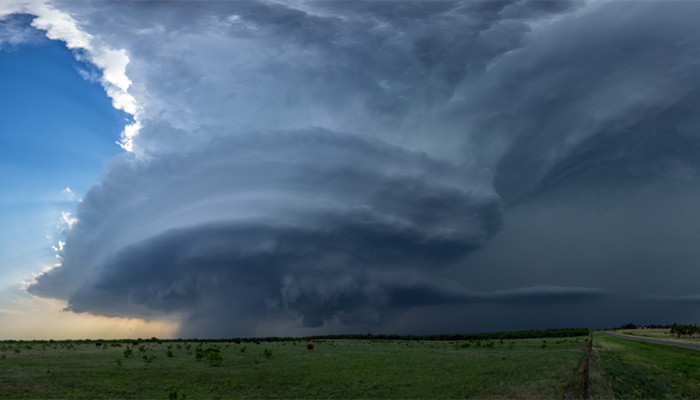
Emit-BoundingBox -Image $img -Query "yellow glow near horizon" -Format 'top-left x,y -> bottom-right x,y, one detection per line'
0,294 -> 180,340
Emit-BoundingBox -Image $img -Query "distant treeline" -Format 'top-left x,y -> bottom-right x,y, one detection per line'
0,328 -> 589,344
670,323 -> 699,338
616,323 -> 672,329
300,328 -> 590,342
615,322 -> 700,338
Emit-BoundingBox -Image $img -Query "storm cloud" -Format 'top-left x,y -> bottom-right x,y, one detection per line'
21,0 -> 700,336
29,130 -> 501,336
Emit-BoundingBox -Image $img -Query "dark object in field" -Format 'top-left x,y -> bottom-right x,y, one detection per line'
95,342 -> 102,347
307,343 -> 314,351
132,342 -> 139,346
157,341 -> 162,345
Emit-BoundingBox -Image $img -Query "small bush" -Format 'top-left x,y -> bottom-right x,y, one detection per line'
206,351 -> 223,367
123,347 -> 133,358
195,346 -> 223,366
166,350 -> 174,358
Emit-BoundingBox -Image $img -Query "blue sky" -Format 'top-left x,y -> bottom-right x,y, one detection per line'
3,1 -> 700,339
0,19 -> 125,297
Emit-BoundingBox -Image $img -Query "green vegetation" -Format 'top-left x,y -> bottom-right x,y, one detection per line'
614,328 -> 700,344
0,336 -> 588,399
670,323 -> 700,339
594,332 -> 700,399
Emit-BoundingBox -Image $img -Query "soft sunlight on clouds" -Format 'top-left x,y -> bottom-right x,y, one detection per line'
29,1 -> 92,49
60,211 -> 77,230
0,288 -> 178,340
1,0 -> 142,151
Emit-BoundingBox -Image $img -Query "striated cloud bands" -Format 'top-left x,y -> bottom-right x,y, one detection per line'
29,130 -> 501,336
18,0 -> 700,335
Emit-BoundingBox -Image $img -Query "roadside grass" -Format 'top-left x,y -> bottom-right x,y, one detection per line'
0,337 -> 588,399
594,333 -> 700,399
613,329 -> 700,344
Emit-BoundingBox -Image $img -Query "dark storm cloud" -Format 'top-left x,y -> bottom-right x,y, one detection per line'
643,295 -> 700,304
456,1 -> 700,203
27,0 -> 700,335
29,130 -> 501,336
443,0 -> 700,329
389,285 -> 609,307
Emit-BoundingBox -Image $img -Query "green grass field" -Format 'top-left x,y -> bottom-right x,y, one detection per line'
594,332 -> 700,399
613,328 -> 700,344
0,337 -> 588,399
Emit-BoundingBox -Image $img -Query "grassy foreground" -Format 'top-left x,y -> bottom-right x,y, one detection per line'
594,332 -> 700,399
0,337 -> 588,399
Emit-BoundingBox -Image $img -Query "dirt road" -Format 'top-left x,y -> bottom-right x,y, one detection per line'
602,331 -> 700,350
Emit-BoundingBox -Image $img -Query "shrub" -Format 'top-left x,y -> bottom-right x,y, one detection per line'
195,346 -> 223,366
123,347 -> 133,358
206,351 -> 223,366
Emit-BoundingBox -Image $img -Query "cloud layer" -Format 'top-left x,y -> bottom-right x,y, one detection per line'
17,0 -> 700,335
29,130 -> 500,336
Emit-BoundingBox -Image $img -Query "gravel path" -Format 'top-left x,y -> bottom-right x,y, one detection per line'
602,331 -> 700,350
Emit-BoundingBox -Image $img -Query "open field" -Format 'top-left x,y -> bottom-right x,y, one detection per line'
0,336 -> 588,399
613,329 -> 700,344
594,332 -> 700,399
